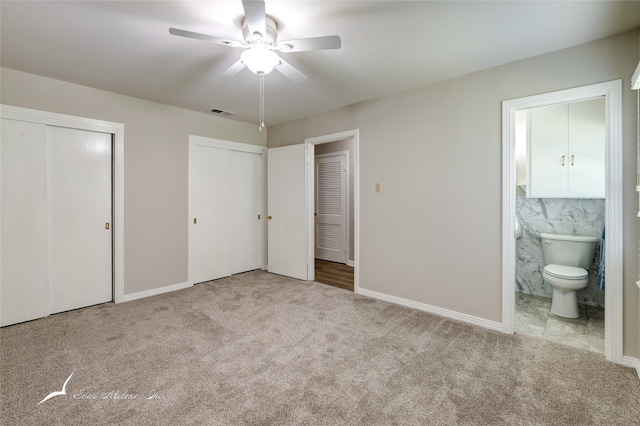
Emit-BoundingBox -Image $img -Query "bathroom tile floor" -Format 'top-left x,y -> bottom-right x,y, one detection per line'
515,293 -> 604,354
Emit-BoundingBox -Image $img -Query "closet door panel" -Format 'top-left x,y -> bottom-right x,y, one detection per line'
191,145 -> 231,283
231,151 -> 261,274
47,126 -> 112,314
0,119 -> 50,326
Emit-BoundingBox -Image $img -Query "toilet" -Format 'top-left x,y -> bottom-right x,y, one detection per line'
540,233 -> 598,319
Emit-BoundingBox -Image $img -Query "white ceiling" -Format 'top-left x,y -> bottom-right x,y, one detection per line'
2,1 -> 639,126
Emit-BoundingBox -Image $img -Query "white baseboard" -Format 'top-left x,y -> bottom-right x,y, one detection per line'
622,356 -> 640,380
121,281 -> 191,303
356,288 -> 503,332
347,260 -> 355,267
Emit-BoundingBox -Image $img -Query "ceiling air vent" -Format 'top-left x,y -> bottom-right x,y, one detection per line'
210,108 -> 236,117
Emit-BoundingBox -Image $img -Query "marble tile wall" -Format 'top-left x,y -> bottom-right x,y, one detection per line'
516,197 -> 605,307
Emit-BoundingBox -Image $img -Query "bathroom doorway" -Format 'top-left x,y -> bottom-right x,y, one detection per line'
502,80 -> 623,364
513,98 -> 605,353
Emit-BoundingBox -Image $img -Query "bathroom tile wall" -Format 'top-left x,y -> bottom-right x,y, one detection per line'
516,196 -> 605,307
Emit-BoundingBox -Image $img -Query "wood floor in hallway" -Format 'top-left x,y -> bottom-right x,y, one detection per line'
314,259 -> 354,291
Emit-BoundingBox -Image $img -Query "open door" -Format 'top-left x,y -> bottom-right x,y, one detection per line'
267,144 -> 309,280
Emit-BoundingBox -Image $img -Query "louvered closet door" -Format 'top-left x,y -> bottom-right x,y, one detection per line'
315,154 -> 347,263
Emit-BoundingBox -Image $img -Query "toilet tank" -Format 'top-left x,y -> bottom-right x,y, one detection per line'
540,233 -> 598,269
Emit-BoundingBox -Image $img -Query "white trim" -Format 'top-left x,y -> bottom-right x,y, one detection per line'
347,260 -> 355,267
358,288 -> 503,332
621,356 -> 640,381
122,281 -> 191,303
189,134 -> 265,154
187,135 -> 266,286
304,130 -> 360,292
501,80 -> 624,364
0,104 -> 125,304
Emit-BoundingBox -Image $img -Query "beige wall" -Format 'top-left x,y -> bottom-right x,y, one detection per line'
0,67 -> 266,295
268,31 -> 640,358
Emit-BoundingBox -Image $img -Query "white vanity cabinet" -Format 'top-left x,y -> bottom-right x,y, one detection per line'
527,97 -> 605,198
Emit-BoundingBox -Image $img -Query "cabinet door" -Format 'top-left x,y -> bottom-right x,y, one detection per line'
528,104 -> 569,197
231,150 -> 261,274
0,119 -> 50,326
191,145 -> 231,284
568,97 -> 605,198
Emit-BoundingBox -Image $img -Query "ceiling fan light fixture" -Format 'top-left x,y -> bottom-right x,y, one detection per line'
241,45 -> 280,75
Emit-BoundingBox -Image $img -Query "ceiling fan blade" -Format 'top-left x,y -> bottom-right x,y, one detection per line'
277,35 -> 341,52
242,0 -> 266,39
275,58 -> 306,83
169,28 -> 244,48
220,59 -> 247,78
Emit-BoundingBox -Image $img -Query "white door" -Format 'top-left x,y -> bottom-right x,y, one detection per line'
47,126 -> 112,314
315,153 -> 348,263
267,144 -> 308,280
0,119 -> 50,326
231,150 -> 261,274
191,145 -> 231,284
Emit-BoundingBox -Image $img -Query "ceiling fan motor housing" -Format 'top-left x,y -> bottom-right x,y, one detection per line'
243,16 -> 278,46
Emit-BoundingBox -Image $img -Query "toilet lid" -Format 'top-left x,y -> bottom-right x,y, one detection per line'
544,264 -> 588,280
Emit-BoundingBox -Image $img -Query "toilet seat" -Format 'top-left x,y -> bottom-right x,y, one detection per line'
543,264 -> 588,280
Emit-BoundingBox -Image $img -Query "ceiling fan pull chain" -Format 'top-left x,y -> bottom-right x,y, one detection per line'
259,73 -> 265,131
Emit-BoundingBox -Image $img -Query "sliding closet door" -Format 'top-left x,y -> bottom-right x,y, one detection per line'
231,151 -> 261,274
191,144 -> 232,283
47,126 -> 112,314
0,119 -> 50,326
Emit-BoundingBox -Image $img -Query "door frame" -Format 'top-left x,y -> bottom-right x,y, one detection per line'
0,104 -> 125,302
305,129 -> 359,292
188,135 -> 266,285
314,151 -> 349,264
501,80 -> 623,363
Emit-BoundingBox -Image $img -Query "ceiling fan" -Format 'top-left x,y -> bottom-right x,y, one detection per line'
169,0 -> 342,83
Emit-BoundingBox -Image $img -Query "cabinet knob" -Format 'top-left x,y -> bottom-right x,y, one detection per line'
561,155 -> 565,166
571,154 -> 575,166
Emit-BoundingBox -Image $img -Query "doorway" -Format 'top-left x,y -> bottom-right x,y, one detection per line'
313,144 -> 354,291
513,98 -> 605,353
305,130 -> 360,293
502,80 -> 623,363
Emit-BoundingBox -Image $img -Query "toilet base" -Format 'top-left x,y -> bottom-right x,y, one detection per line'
550,287 -> 579,319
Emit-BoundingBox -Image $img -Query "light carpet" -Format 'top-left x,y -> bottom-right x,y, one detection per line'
1,271 -> 639,425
